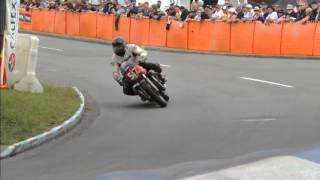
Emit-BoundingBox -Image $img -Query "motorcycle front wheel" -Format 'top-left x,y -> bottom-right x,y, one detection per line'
140,81 -> 167,107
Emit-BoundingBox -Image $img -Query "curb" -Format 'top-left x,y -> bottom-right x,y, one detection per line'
0,87 -> 85,159
21,30 -> 320,60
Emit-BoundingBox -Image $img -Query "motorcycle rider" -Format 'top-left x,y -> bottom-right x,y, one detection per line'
111,36 -> 165,96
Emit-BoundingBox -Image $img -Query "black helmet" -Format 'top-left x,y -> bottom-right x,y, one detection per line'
112,37 -> 126,57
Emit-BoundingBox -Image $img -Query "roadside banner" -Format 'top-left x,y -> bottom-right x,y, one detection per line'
5,0 -> 20,86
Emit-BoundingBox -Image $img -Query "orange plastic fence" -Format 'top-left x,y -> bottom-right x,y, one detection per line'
148,18 -> 167,47
42,9 -> 56,33
314,23 -> 320,56
188,20 -> 214,51
230,22 -> 255,54
188,21 -> 230,52
66,11 -> 80,36
97,14 -> 114,41
166,21 -> 188,49
31,9 -> 44,32
281,22 -> 317,56
20,8 -> 320,57
253,22 -> 282,55
54,10 -> 66,34
210,22 -> 231,52
130,17 -> 150,45
113,15 -> 131,42
79,12 -> 97,38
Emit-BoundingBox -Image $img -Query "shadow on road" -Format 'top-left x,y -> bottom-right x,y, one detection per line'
106,102 -> 164,110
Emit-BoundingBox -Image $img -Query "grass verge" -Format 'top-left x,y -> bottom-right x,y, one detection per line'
0,85 -> 81,145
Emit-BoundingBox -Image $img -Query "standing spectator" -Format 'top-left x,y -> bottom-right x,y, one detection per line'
127,1 -> 139,16
175,6 -> 182,20
296,2 -> 307,21
211,5 -> 224,20
316,2 -> 320,21
243,4 -> 254,20
180,6 -> 190,21
238,0 -> 247,6
236,5 -> 244,20
89,0 -> 101,11
272,3 -> 281,13
252,6 -> 263,22
298,7 -> 313,23
285,4 -> 297,20
259,1 -> 268,20
30,0 -> 40,8
203,0 -> 214,8
276,9 -> 286,23
39,0 -> 48,8
310,1 -> 318,21
191,0 -> 201,11
265,6 -> 278,23
102,0 -> 113,14
156,0 -> 161,9
149,4 -> 165,20
204,5 -> 213,18
226,7 -> 237,23
194,7 -> 204,20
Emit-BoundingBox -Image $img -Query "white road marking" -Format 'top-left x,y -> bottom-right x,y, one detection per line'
185,156 -> 320,180
39,46 -> 64,52
240,118 -> 277,122
160,64 -> 171,68
240,76 -> 294,88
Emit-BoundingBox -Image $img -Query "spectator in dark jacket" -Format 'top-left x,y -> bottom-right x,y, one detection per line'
285,4 -> 297,20
310,1 -> 318,21
180,6 -> 190,21
296,2 -> 307,21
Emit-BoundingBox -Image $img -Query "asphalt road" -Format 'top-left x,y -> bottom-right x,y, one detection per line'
1,35 -> 320,180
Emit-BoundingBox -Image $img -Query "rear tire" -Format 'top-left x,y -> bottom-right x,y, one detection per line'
141,82 -> 167,107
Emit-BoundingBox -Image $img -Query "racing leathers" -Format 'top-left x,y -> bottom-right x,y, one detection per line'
111,44 -> 162,95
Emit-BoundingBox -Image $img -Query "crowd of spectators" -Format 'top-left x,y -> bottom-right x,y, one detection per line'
21,0 -> 320,25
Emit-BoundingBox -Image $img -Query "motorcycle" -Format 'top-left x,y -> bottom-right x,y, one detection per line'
120,61 -> 169,107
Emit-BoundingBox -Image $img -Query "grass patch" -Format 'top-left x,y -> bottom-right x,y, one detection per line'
0,85 -> 81,145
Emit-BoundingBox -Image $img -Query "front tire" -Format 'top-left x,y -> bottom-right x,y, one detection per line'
141,82 -> 167,107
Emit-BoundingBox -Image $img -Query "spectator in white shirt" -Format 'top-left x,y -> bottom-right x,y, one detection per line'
243,4 -> 254,20
265,6 -> 278,24
212,5 -> 224,20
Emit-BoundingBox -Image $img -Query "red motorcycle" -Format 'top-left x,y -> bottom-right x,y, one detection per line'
120,61 -> 169,107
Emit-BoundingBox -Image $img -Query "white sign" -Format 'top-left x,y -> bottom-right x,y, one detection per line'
5,0 -> 20,86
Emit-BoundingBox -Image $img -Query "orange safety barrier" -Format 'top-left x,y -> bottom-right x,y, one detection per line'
42,9 -> 56,33
166,21 -> 188,49
312,23 -> 320,56
230,22 -> 255,54
113,15 -> 131,42
79,12 -> 97,38
21,9 -> 320,57
130,17 -> 150,45
210,22 -> 231,52
188,21 -> 230,52
66,11 -> 80,36
281,22 -> 317,56
253,22 -> 282,55
31,8 -> 44,32
19,8 -> 32,30
97,14 -> 114,41
54,10 -> 66,34
148,18 -> 167,47
188,20 -> 214,51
